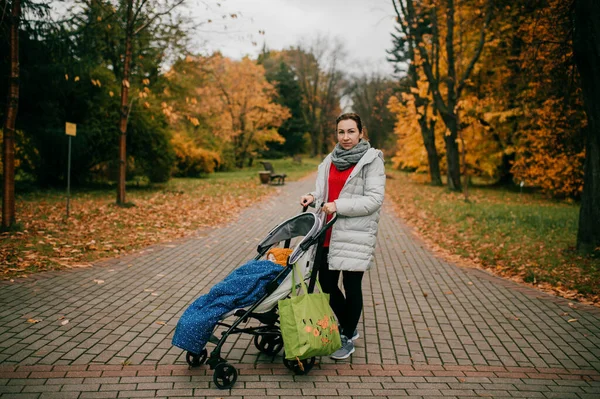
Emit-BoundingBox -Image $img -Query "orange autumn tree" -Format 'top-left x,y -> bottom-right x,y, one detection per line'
162,54 -> 290,169
387,81 -> 447,176
194,55 -> 289,168
388,82 -> 504,183
508,0 -> 586,198
389,0 -> 504,186
389,0 -> 585,197
462,0 -> 585,197
391,0 -> 495,191
161,55 -> 222,174
388,21 -> 443,185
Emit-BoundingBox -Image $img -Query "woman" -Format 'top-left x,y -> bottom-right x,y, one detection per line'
300,112 -> 386,360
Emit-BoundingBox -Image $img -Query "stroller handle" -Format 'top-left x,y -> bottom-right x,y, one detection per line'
299,212 -> 337,251
321,212 -> 337,235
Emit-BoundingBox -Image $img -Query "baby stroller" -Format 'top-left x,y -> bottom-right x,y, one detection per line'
181,209 -> 336,389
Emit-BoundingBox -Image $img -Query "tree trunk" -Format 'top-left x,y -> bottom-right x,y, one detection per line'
311,125 -> 322,158
117,0 -> 133,205
418,117 -> 442,186
409,33 -> 442,186
574,0 -> 600,254
443,0 -> 462,192
2,0 -> 20,229
442,113 -> 462,191
496,122 -> 517,186
497,152 -> 515,186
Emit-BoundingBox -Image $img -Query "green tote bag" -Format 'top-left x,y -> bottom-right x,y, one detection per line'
278,264 -> 342,360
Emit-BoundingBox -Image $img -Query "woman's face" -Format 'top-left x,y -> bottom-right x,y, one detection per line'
337,119 -> 363,150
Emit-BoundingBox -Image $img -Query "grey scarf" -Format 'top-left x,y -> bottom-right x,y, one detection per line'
331,139 -> 371,171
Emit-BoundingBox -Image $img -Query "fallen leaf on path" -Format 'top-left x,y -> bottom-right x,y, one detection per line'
27,319 -> 41,323
93,279 -> 105,284
61,320 -> 69,325
568,318 -> 578,323
1,179 -> 272,281
156,321 -> 166,325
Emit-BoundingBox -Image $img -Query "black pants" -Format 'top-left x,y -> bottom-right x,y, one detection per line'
317,247 -> 364,338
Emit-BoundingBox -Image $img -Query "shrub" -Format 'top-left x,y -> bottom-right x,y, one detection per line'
171,133 -> 220,176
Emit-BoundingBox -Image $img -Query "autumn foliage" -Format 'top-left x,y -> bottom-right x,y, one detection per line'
386,170 -> 599,306
162,54 -> 290,169
388,0 -> 586,198
170,132 -> 220,176
0,178 -> 271,277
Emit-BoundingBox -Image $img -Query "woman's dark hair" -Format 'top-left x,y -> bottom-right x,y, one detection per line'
336,112 -> 362,133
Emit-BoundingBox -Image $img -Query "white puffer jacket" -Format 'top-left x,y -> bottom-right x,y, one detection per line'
309,147 -> 386,271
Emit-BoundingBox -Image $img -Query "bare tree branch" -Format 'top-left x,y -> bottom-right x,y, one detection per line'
457,0 -> 494,98
133,0 -> 186,35
395,0 -> 449,115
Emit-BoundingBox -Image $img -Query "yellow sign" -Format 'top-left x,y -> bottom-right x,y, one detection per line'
65,122 -> 77,136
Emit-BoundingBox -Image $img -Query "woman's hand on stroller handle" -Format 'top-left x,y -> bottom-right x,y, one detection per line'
300,195 -> 314,208
322,201 -> 337,215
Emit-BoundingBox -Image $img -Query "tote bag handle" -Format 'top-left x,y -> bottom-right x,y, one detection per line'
290,263 -> 324,298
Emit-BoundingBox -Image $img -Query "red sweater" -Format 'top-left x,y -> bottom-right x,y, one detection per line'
324,163 -> 355,247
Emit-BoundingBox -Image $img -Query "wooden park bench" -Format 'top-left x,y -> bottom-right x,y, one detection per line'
259,161 -> 287,185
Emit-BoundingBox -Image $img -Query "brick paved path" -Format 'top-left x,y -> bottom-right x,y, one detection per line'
1,175 -> 599,398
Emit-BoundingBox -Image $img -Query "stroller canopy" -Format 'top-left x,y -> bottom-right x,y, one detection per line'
257,212 -> 323,265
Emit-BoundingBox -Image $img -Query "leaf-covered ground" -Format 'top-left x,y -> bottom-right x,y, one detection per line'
3,164 -> 598,308
1,158 -> 320,279
386,171 -> 600,307
1,178 -> 274,279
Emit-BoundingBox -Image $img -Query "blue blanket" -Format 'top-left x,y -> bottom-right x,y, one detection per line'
172,259 -> 285,355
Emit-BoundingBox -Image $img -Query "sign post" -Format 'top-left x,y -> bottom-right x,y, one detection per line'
65,122 -> 76,218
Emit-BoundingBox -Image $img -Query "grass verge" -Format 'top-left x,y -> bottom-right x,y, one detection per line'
386,170 -> 599,306
0,157 -> 319,279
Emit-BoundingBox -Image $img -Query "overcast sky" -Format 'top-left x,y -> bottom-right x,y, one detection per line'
189,0 -> 398,76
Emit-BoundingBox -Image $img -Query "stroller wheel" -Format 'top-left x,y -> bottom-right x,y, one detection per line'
283,356 -> 316,375
254,333 -> 284,356
213,362 -> 238,390
185,348 -> 207,367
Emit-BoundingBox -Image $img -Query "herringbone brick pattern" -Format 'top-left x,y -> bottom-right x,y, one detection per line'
1,174 -> 599,398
